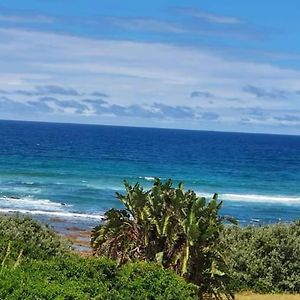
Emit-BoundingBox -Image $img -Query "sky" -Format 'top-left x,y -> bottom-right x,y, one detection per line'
0,1 -> 300,134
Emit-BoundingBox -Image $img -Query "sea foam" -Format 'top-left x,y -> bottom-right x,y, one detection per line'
0,196 -> 66,209
195,192 -> 300,204
0,208 -> 104,220
138,176 -> 156,181
220,193 -> 300,203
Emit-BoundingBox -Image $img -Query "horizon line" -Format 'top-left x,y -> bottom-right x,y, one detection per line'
0,118 -> 299,138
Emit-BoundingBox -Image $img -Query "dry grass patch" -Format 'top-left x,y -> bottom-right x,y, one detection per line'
237,293 -> 300,300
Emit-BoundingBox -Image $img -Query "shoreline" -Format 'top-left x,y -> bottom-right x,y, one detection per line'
40,215 -> 95,253
61,226 -> 92,253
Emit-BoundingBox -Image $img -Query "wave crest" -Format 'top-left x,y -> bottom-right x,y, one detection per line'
195,192 -> 300,204
0,208 -> 103,220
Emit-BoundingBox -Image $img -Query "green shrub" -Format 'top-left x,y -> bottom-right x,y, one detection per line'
0,214 -> 69,262
92,179 -> 236,299
0,256 -> 198,300
0,214 -> 196,299
223,222 -> 300,293
116,261 -> 198,300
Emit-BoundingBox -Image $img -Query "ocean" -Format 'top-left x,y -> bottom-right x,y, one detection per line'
0,120 -> 299,230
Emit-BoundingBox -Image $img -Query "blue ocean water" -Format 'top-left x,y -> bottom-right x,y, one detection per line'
0,120 -> 299,228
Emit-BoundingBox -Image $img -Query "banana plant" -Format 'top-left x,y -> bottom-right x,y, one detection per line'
91,178 -> 236,300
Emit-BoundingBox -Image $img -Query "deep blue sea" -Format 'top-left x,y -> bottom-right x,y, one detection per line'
0,120 -> 299,229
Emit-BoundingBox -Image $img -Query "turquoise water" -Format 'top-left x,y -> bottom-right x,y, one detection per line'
0,120 -> 299,228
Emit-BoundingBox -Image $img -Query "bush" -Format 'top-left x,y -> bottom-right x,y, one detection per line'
0,214 -> 196,299
92,179 -> 236,299
116,261 -> 198,300
0,256 -> 116,300
0,214 -> 69,262
0,256 -> 198,300
223,222 -> 300,293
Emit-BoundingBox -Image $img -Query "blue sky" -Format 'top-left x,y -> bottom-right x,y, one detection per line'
0,0 -> 299,134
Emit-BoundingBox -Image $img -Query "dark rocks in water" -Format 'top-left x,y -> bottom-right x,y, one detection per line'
60,202 -> 66,206
9,196 -> 21,199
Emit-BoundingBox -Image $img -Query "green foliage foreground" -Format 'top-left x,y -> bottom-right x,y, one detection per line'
91,179 -> 300,297
0,256 -> 198,300
0,214 -> 68,262
0,214 -> 197,300
224,222 -> 300,293
91,179 -> 236,300
1,181 -> 300,299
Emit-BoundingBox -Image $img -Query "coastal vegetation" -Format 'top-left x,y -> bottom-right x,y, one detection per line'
224,222 -> 300,293
91,179 -> 236,299
0,180 -> 299,299
0,215 -> 197,299
0,214 -> 68,261
0,256 -> 198,299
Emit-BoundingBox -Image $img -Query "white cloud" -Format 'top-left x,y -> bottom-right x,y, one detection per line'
178,8 -> 241,25
0,27 -> 299,134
